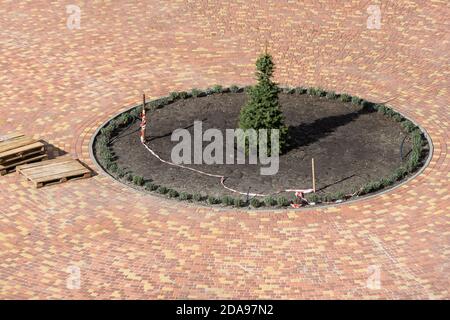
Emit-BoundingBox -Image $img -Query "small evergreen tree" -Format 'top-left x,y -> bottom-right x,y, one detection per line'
239,53 -> 288,154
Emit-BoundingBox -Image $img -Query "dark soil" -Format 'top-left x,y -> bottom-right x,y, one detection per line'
110,92 -> 413,198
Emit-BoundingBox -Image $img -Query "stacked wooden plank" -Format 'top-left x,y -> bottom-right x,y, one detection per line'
0,133 -> 47,175
17,157 -> 91,188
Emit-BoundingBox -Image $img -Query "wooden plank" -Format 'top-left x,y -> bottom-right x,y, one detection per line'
0,154 -> 47,176
16,157 -> 72,170
0,136 -> 37,153
0,137 -> 34,153
0,150 -> 46,170
0,141 -> 45,159
0,133 -> 24,142
0,147 -> 45,165
25,163 -> 85,180
34,168 -> 90,183
35,172 -> 91,188
18,159 -> 78,179
0,148 -> 45,166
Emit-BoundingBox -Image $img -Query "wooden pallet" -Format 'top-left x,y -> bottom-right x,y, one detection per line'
0,134 -> 46,175
17,158 -> 91,188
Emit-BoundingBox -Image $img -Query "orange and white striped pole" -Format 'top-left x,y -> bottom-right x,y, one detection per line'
140,94 -> 146,143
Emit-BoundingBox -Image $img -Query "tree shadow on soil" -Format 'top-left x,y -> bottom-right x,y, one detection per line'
286,106 -> 376,151
316,174 -> 356,192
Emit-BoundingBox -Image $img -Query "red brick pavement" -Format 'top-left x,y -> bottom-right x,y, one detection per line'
0,1 -> 448,299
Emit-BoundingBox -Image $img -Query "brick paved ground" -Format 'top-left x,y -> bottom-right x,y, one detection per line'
0,1 -> 448,299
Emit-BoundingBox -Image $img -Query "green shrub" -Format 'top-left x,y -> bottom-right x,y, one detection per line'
129,107 -> 141,118
101,157 -> 112,169
115,167 -> 125,178
157,186 -> 169,194
340,93 -> 351,102
238,53 -> 288,153
392,167 -> 407,181
97,145 -> 109,156
99,145 -> 113,158
411,130 -> 422,147
205,87 -> 215,95
334,191 -> 346,200
212,85 -> 223,93
384,108 -> 396,117
179,192 -> 192,201
381,176 -> 394,187
144,181 -> 159,191
207,196 -> 221,205
264,196 -> 277,206
306,193 -> 320,203
361,181 -> 382,195
193,193 -> 203,201
150,99 -> 161,109
100,127 -> 114,140
351,96 -> 362,105
132,175 -> 144,186
406,133 -> 422,172
169,91 -> 180,100
307,87 -> 317,96
117,113 -> 132,127
234,198 -> 246,207
306,87 -> 325,96
191,88 -> 201,97
377,105 -> 387,114
96,135 -> 109,146
150,98 -> 166,109
315,88 -> 326,96
277,196 -> 289,207
326,91 -> 337,99
295,86 -> 307,94
250,198 -> 262,208
401,120 -> 416,133
108,162 -> 118,173
124,173 -> 133,182
178,91 -> 189,99
361,100 -> 374,111
99,148 -> 112,161
168,189 -> 179,198
230,85 -> 240,93
407,154 -> 419,172
392,114 -> 403,122
221,195 -> 234,206
107,119 -> 118,130
282,87 -> 295,94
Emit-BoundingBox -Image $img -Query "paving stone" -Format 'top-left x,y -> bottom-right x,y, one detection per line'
0,1 -> 448,299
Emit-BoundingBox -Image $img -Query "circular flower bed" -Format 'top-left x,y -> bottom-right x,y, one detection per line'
92,86 -> 429,209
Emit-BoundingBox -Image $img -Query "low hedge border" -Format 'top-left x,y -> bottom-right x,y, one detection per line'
93,85 -> 429,209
